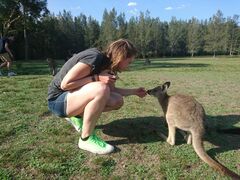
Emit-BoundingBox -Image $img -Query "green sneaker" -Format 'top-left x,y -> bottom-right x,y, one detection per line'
65,117 -> 83,132
78,134 -> 114,154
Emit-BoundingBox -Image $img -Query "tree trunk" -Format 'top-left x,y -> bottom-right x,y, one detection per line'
0,24 -> 3,38
23,5 -> 29,60
229,43 -> 233,56
213,50 -> 216,58
24,28 -> 29,60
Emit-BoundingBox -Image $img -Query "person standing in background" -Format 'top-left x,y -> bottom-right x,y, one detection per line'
0,35 -> 17,76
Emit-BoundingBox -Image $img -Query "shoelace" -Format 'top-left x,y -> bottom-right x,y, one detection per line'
90,134 -> 106,148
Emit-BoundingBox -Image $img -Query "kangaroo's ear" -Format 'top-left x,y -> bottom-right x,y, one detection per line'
162,81 -> 170,92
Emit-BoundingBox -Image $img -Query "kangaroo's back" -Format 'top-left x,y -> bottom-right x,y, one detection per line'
167,94 -> 205,132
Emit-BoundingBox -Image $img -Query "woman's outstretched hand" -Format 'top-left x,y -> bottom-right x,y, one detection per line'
135,87 -> 147,98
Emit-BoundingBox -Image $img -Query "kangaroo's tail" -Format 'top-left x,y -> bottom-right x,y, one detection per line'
192,132 -> 240,180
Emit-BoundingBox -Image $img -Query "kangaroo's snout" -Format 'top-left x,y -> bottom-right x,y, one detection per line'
147,90 -> 151,94
147,89 -> 155,95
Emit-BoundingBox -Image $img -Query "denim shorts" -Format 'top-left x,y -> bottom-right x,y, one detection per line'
48,92 -> 68,117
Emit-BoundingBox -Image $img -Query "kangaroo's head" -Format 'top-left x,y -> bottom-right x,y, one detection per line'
147,81 -> 171,98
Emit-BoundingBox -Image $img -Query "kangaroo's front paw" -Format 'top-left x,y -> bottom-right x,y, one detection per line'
187,134 -> 192,145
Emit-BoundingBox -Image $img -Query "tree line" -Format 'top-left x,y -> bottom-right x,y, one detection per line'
1,0 -> 239,60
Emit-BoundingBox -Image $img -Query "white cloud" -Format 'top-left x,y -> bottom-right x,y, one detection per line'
165,6 -> 173,10
128,8 -> 138,15
128,2 -> 138,16
71,6 -> 81,10
128,2 -> 137,7
165,4 -> 188,11
177,4 -> 186,9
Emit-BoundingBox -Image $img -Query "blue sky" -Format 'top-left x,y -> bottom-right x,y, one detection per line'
47,0 -> 240,22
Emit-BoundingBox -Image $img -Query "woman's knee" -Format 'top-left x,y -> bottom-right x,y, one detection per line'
114,97 -> 124,110
108,94 -> 124,110
95,82 -> 110,98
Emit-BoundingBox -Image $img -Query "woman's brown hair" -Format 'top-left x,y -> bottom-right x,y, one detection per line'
105,39 -> 137,73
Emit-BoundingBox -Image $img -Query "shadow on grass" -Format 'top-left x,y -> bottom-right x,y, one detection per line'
14,61 -> 64,75
14,61 -> 49,75
129,60 -> 210,71
97,116 -> 166,146
16,66 -> 50,75
98,114 -> 240,154
12,59 -> 209,75
205,114 -> 240,156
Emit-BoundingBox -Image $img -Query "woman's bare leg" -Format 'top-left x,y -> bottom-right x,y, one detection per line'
103,92 -> 124,112
66,82 -> 110,138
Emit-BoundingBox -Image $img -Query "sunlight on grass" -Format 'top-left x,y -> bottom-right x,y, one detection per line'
0,57 -> 239,179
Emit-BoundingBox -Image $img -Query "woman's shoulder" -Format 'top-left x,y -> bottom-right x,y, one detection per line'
73,48 -> 101,59
83,48 -> 101,54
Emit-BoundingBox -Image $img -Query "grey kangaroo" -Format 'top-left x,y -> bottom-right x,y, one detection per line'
147,81 -> 240,179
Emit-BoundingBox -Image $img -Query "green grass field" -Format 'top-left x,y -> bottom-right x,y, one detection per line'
0,57 -> 239,179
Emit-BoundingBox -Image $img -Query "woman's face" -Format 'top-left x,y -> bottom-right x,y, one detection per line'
118,56 -> 135,72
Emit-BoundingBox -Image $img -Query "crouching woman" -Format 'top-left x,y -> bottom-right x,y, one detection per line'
47,39 -> 147,154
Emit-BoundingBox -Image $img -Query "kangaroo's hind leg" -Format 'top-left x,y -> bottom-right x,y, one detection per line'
179,130 -> 192,145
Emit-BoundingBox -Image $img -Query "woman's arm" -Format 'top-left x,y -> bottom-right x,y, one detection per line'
61,62 -> 95,91
113,87 -> 147,97
61,63 -> 118,91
